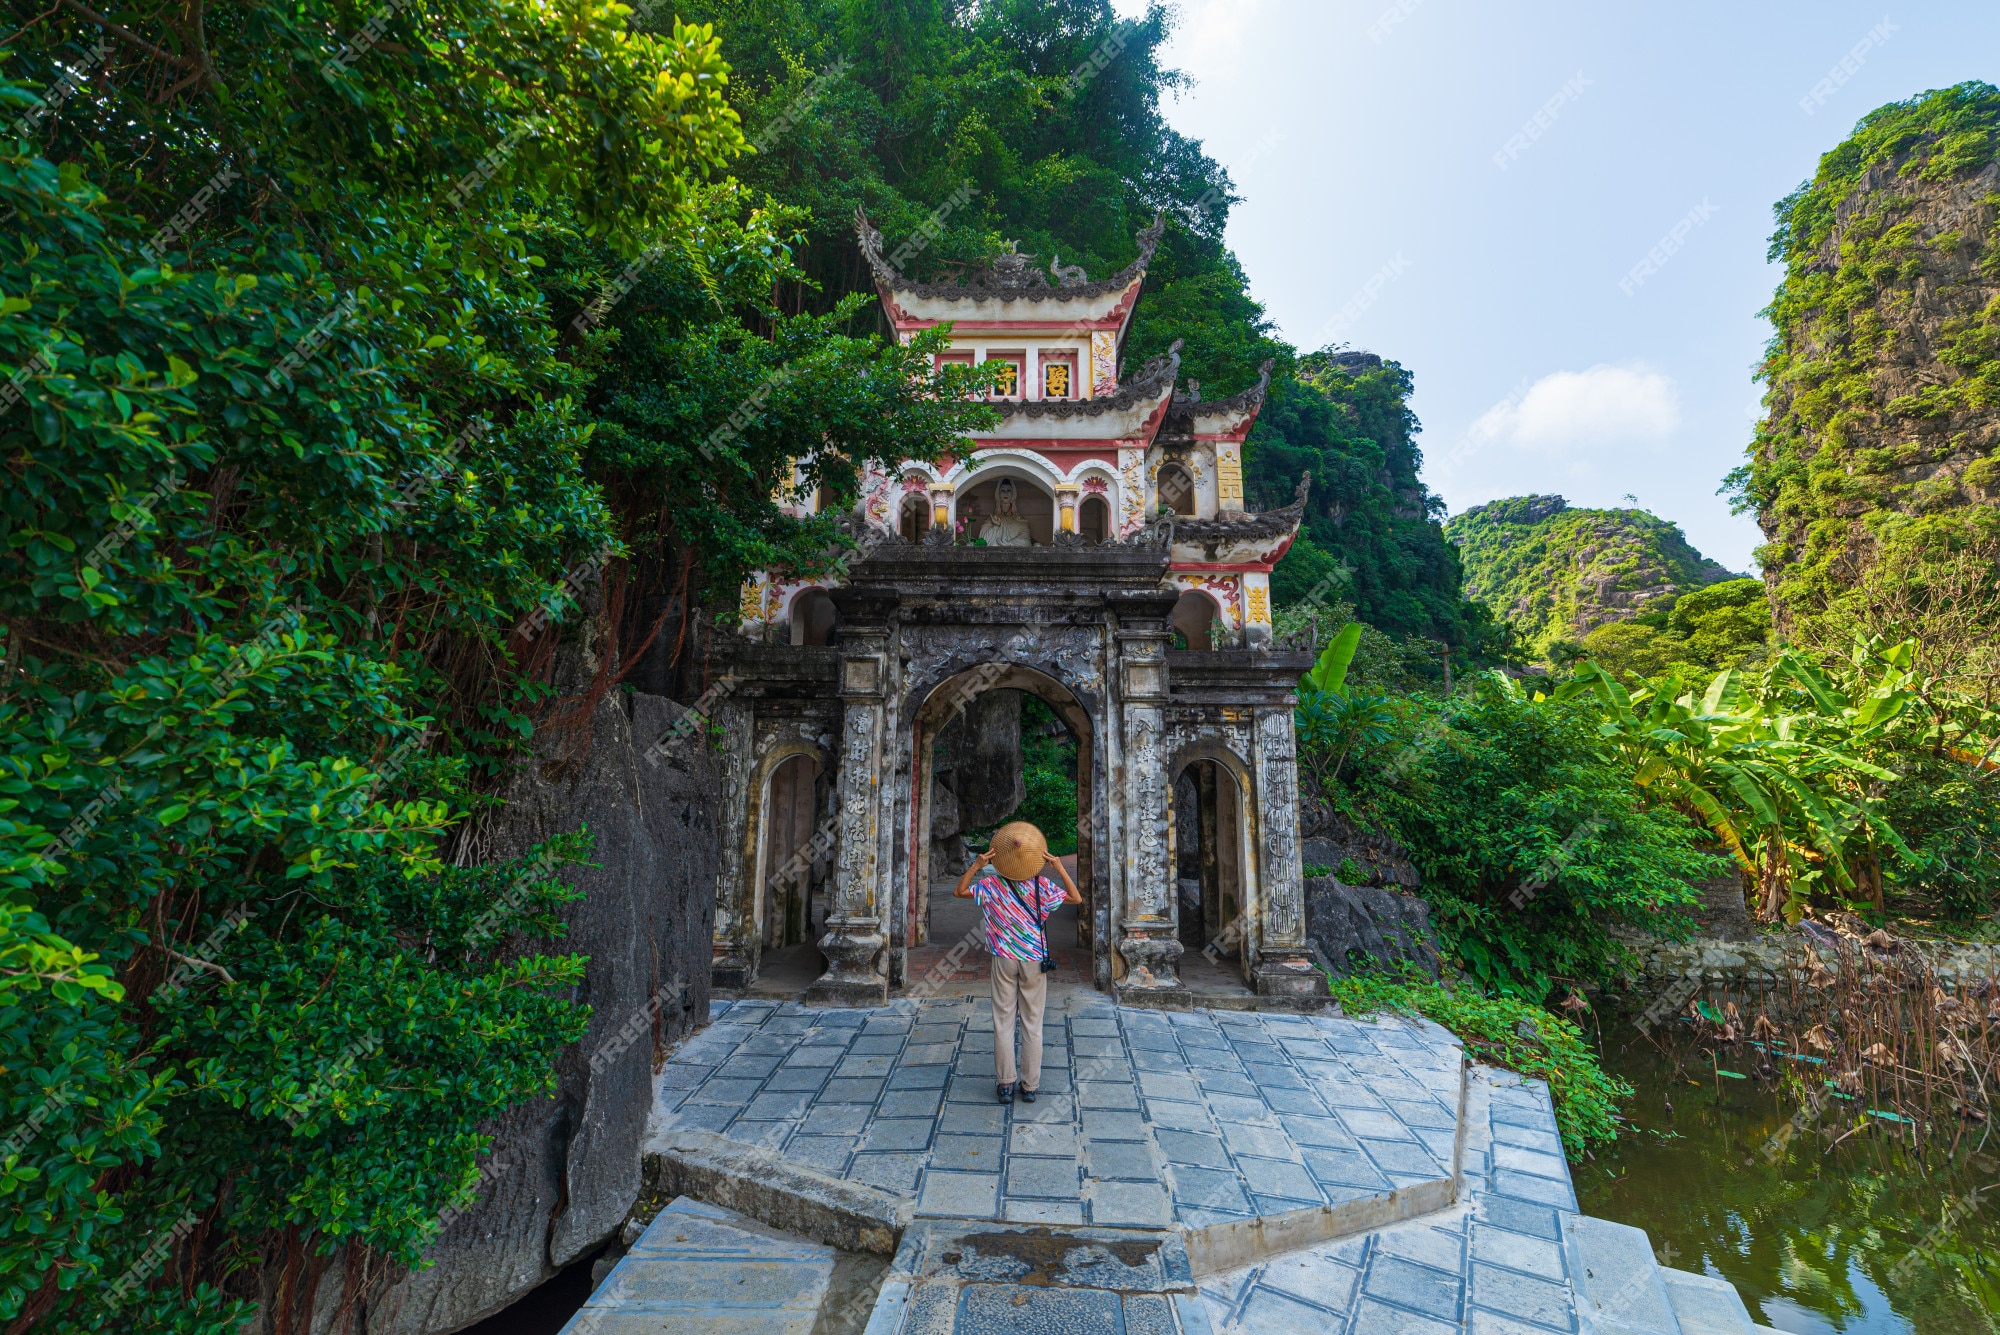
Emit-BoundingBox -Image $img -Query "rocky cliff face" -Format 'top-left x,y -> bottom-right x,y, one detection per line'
1444,495 -> 1737,652
1745,82 -> 2000,639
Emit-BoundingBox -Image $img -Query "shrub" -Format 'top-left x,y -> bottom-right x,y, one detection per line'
1332,674 -> 1717,998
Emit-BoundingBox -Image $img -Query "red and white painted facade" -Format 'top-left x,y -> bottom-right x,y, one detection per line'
740,213 -> 1301,648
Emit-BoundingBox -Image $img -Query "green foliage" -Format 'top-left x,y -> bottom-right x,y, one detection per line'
1015,696 -> 1078,857
1556,643 -> 1929,924
1325,677 -> 1715,999
1445,496 -> 1741,660
1305,623 -> 1363,694
1257,354 -> 1491,654
1578,578 -> 1774,682
1328,965 -> 1630,1158
1295,687 -> 1394,792
0,0 -> 995,1322
1744,82 -> 2000,645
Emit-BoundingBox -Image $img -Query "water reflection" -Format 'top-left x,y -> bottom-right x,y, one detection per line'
1574,1027 -> 1999,1335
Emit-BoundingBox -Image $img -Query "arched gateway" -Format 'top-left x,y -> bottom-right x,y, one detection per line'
706,212 -> 1323,1006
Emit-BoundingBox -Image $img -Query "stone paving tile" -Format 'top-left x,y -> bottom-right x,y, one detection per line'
782,1134 -> 854,1174
1006,1155 -> 1081,1199
1008,1121 -> 1078,1156
930,1134 -> 1003,1171
1145,1099 -> 1216,1133
915,1169 -> 998,1217
1155,1129 -> 1232,1169
1469,1263 -> 1573,1331
1086,1139 -> 1157,1180
1089,1180 -> 1174,1227
847,1151 -> 924,1193
1261,1254 -> 1361,1311
1166,1164 -> 1254,1214
1236,1286 -> 1341,1334
1236,1156 -> 1322,1203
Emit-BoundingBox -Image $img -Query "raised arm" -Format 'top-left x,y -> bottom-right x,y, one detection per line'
1046,853 -> 1082,904
953,850 -> 992,898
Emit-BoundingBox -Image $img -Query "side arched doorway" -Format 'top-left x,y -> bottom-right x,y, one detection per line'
757,752 -> 821,950
1169,754 -> 1256,990
906,664 -> 1095,967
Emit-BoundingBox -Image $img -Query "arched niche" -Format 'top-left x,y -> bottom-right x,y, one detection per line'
789,588 -> 838,646
1079,494 -> 1111,544
1157,462 -> 1196,516
1171,589 -> 1222,651
757,752 -> 821,950
898,492 -> 929,542
956,471 -> 1057,547
1168,746 -> 1258,989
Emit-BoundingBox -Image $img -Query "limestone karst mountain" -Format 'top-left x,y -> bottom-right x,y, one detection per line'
1444,495 -> 1740,655
1740,81 -> 2000,646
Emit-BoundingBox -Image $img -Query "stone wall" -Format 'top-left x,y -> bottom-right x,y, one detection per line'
1623,929 -> 2000,991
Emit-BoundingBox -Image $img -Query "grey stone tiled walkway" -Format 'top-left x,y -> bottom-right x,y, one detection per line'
632,998 -> 1777,1334
653,993 -> 1463,1233
1197,1067 -> 1583,1334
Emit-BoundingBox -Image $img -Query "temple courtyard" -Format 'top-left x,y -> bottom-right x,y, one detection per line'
554,994 -> 1783,1335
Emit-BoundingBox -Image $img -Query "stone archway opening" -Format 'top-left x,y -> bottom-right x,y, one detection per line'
758,753 -> 822,950
789,588 -> 837,646
898,492 -> 928,542
1079,494 -> 1110,544
1170,756 -> 1254,992
909,663 -> 1095,974
1171,589 -> 1222,651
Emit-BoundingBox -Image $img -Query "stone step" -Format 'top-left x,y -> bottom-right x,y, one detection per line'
559,1196 -> 834,1335
1561,1213 -> 1683,1335
863,1220 -> 1214,1334
1659,1267 -> 1760,1335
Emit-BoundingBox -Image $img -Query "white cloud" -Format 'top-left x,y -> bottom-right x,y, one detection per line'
1475,364 -> 1679,453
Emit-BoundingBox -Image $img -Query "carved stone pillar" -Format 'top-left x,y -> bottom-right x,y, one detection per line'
806,641 -> 891,1007
1113,630 -> 1186,1001
708,696 -> 758,989
929,483 -> 953,534
1055,485 -> 1079,534
1249,703 -> 1320,998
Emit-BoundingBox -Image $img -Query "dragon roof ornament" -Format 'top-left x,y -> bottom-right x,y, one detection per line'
1170,359 -> 1275,420
855,207 -> 1167,301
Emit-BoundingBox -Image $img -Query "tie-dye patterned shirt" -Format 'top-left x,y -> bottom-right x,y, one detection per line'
970,873 -> 1067,962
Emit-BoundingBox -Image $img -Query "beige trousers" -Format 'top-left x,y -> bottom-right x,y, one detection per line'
990,956 -> 1048,1090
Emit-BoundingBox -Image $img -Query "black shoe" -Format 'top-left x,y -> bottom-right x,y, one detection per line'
1019,1086 -> 1037,1104
997,1083 -> 1015,1104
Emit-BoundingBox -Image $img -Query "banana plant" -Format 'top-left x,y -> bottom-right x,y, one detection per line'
1306,621 -> 1363,694
1295,623 -> 1394,789
1556,640 -> 1923,923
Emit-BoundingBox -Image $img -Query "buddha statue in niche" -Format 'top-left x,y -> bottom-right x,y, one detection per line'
977,479 -> 1034,547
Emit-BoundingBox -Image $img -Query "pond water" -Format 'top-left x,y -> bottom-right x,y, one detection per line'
1575,1024 -> 2000,1334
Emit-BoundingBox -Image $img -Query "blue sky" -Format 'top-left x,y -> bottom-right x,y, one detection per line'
1109,0 -> 2000,572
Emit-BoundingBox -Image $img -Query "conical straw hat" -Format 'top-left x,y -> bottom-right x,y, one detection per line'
988,821 -> 1048,881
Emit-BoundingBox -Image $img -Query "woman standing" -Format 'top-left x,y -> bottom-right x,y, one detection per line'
953,821 -> 1081,1103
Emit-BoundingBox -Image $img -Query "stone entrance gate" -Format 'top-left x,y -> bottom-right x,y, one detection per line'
705,536 -> 1322,1006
